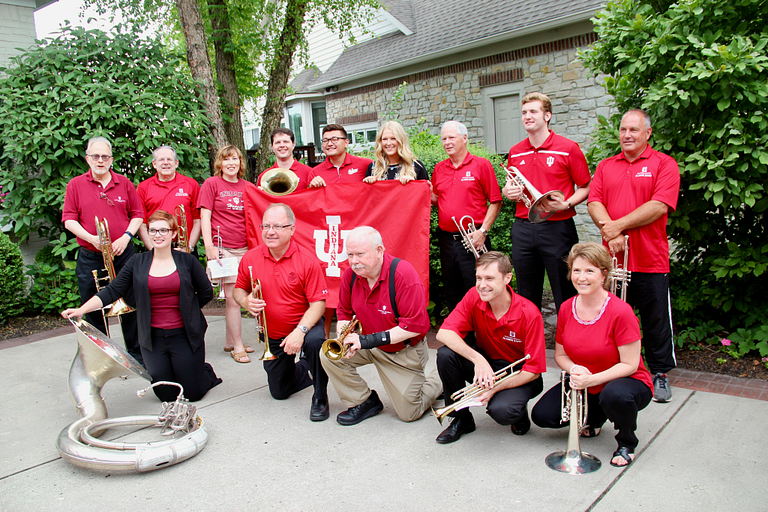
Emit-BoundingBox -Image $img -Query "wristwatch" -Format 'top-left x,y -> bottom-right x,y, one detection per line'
480,228 -> 489,236
297,324 -> 309,334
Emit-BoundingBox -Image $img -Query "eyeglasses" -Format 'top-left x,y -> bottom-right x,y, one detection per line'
260,223 -> 293,231
148,228 -> 171,235
321,136 -> 346,145
88,154 -> 113,161
99,192 -> 115,206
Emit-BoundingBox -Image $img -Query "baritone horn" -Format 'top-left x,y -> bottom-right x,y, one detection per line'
249,268 -> 277,361
322,317 -> 360,361
452,215 -> 488,259
545,370 -> 601,474
609,235 -> 631,301
212,226 -> 225,299
175,204 -> 189,252
504,165 -> 565,224
93,217 -> 135,337
261,168 -> 300,196
431,354 -> 531,425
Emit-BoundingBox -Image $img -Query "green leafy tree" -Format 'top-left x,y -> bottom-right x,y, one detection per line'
581,0 -> 768,349
0,24 -> 212,242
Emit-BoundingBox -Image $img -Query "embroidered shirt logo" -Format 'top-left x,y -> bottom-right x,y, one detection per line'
348,168 -> 359,175
635,166 -> 653,178
461,171 -> 476,182
378,304 -> 392,316
175,188 -> 189,197
502,331 -> 523,343
546,156 -> 555,167
114,195 -> 126,203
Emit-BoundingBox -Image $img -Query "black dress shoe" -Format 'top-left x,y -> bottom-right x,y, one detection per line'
511,407 -> 531,436
310,397 -> 329,422
336,390 -> 384,426
436,414 -> 476,444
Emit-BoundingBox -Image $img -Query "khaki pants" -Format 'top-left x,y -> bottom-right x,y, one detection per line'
321,341 -> 442,422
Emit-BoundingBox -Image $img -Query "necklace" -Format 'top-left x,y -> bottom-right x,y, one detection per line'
572,294 -> 611,326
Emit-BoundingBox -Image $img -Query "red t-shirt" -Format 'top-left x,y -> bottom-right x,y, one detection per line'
440,285 -> 547,374
507,131 -> 591,221
259,160 -> 312,192
148,271 -> 184,329
198,176 -> 249,248
235,241 -> 328,339
557,294 -> 652,394
307,153 -> 372,185
62,170 -> 144,252
137,172 -> 201,224
588,145 -> 680,273
431,152 -> 502,232
337,253 -> 429,353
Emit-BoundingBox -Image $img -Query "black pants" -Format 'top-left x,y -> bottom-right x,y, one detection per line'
438,228 -> 492,310
510,218 -> 578,313
143,327 -> 222,402
76,245 -> 142,364
263,319 -> 327,400
531,376 -> 652,451
436,345 -> 543,425
626,272 -> 676,374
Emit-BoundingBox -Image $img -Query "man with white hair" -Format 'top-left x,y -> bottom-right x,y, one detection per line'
321,226 -> 442,425
431,121 -> 502,310
62,136 -> 144,364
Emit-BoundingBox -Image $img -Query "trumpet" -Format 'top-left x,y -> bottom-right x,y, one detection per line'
504,165 -> 566,224
175,204 -> 189,253
432,354 -> 531,425
92,216 -> 135,337
609,235 -> 631,301
545,371 -> 601,474
249,268 -> 277,361
452,215 -> 488,259
212,226 -> 225,299
322,317 -> 360,360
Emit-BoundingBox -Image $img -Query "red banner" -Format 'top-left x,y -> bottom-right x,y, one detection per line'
244,181 -> 431,308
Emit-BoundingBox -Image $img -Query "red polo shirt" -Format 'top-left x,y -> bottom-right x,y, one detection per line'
507,130 -> 591,221
62,170 -> 144,252
235,241 -> 328,339
337,253 -> 430,353
588,145 -> 680,273
259,160 -> 312,192
440,285 -> 547,374
137,172 -> 201,223
198,176 -> 250,248
431,152 -> 502,232
307,153 -> 372,185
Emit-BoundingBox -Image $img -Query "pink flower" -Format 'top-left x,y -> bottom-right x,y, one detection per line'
762,357 -> 768,363
720,338 -> 732,346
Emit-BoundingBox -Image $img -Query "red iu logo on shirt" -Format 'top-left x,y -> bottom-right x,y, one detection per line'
287,272 -> 298,284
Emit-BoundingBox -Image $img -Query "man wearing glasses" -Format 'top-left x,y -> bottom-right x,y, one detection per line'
307,124 -> 373,187
62,136 -> 144,364
233,203 -> 330,421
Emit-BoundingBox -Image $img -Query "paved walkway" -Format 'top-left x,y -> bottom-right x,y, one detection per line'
1,315 -> 766,511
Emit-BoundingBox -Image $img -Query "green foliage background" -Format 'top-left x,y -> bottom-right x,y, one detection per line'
581,0 -> 768,356
0,232 -> 26,323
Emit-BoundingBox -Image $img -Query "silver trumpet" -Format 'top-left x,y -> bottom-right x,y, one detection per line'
545,370 -> 601,474
212,226 -> 226,299
452,215 -> 488,259
609,235 -> 631,301
504,165 -> 566,224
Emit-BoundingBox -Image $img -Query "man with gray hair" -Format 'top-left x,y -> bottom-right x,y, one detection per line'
431,121 -> 502,311
137,145 -> 202,250
321,226 -> 442,425
587,109 -> 680,403
62,136 -> 144,364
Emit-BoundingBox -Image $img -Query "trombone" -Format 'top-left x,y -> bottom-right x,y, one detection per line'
322,317 -> 360,360
212,226 -> 225,299
175,204 -> 189,253
452,215 -> 488,259
503,165 -> 566,224
92,216 -> 135,338
544,371 -> 601,474
249,267 -> 276,361
432,354 -> 531,425
608,235 -> 631,301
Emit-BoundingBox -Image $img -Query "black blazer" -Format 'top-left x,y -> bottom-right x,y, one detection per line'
97,250 -> 213,352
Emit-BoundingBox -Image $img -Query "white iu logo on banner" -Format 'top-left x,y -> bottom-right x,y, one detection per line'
313,215 -> 351,277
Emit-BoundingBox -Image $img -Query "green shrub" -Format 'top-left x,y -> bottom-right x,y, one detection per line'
26,245 -> 80,314
0,232 -> 26,322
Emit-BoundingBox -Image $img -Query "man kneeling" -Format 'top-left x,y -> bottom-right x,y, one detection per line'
435,251 -> 546,443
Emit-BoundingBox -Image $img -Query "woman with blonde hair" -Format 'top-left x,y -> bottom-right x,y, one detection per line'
198,144 -> 252,363
363,121 -> 429,184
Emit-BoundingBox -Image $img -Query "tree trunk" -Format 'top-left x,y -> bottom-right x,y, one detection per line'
209,0 -> 245,157
253,0 -> 310,177
175,0 -> 227,170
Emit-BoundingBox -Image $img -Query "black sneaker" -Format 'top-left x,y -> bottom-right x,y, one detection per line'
336,390 -> 384,426
653,373 -> 672,402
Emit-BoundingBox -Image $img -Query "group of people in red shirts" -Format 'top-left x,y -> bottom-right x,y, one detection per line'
61,90 -> 680,469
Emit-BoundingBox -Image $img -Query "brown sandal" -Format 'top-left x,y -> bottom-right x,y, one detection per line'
581,426 -> 601,438
224,345 -> 254,353
230,351 -> 251,363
